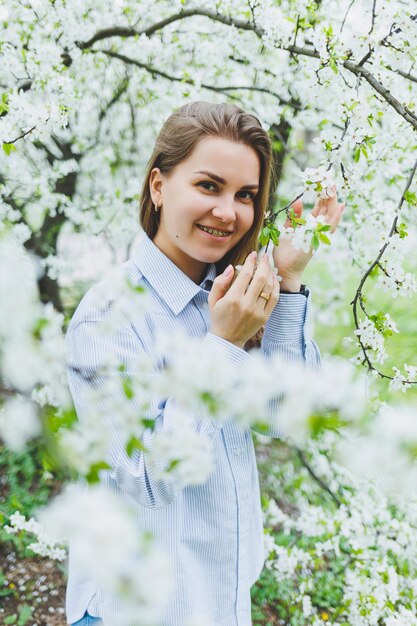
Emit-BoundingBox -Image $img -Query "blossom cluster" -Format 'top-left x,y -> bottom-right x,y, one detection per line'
38,485 -> 174,626
261,434 -> 417,625
281,213 -> 333,254
299,166 -> 336,200
4,511 -> 66,561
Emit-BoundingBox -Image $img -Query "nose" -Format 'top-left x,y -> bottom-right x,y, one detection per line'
211,198 -> 236,223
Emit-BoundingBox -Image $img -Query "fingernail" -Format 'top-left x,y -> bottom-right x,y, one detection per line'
250,251 -> 257,261
223,264 -> 233,277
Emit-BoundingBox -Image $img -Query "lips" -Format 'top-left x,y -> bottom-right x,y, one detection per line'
196,224 -> 233,237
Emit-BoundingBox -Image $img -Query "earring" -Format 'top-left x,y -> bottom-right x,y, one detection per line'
154,203 -> 159,212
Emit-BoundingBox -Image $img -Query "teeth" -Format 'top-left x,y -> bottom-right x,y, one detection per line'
198,225 -> 230,237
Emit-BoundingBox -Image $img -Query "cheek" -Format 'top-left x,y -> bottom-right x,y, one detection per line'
243,207 -> 256,232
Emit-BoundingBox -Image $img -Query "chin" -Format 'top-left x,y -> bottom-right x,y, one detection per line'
198,245 -> 233,260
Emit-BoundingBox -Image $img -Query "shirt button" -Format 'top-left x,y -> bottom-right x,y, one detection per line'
233,447 -> 243,456
201,302 -> 209,310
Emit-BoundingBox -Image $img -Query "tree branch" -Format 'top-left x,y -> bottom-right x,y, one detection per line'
343,59 -> 417,129
76,7 -> 259,50
296,448 -> 342,507
95,50 -> 301,110
76,8 -> 417,131
387,65 -> 417,85
350,156 -> 417,382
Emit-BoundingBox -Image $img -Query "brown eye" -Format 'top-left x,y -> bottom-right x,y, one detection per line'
198,181 -> 217,191
238,190 -> 256,201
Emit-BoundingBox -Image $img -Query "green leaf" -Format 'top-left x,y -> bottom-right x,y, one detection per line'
199,391 -> 218,415
32,316 -> 49,340
398,222 -> 408,239
2,143 -> 16,156
253,421 -> 270,434
166,459 -> 180,472
353,146 -> 361,162
369,312 -> 393,337
270,228 -> 280,246
86,461 -> 111,483
404,190 -> 417,206
4,615 -> 17,625
47,405 -> 77,433
0,93 -> 9,115
126,435 -> 147,457
271,140 -> 283,153
318,232 -> 331,245
311,234 -> 319,250
122,378 -> 134,400
329,56 -> 338,74
259,232 -> 269,247
17,605 -> 33,626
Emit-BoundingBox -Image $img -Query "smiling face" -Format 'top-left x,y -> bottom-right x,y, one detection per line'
150,135 -> 260,283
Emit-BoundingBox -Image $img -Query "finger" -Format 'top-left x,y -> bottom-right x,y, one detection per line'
257,273 -> 275,309
327,202 -> 345,233
313,185 -> 338,217
245,253 -> 273,301
284,198 -> 303,228
264,274 -> 280,317
208,264 -> 235,308
227,250 -> 257,297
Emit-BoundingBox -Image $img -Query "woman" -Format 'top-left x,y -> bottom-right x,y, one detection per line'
66,101 -> 343,626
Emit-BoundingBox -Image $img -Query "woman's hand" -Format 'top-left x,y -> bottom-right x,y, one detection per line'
273,185 -> 345,291
209,251 -> 279,349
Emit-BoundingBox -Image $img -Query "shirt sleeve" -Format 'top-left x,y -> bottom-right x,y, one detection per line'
66,320 -> 249,510
253,289 -> 321,439
261,290 -> 321,367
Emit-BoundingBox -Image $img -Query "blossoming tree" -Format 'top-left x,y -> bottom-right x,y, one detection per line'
1,0 -> 417,624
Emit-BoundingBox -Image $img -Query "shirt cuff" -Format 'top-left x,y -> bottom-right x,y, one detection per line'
263,291 -> 310,342
203,332 -> 249,371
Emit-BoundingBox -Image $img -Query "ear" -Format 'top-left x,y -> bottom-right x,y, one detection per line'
149,167 -> 164,205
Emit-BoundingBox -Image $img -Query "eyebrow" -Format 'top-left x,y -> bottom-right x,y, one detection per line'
193,170 -> 259,190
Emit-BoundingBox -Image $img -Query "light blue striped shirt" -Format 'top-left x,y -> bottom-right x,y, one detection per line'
65,232 -> 320,626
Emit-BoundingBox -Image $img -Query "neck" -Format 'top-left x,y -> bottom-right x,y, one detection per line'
152,234 -> 208,284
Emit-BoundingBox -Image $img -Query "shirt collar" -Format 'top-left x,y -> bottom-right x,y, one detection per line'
131,232 -> 217,315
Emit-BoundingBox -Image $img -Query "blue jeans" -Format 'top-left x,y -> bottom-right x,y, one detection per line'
71,611 -> 103,626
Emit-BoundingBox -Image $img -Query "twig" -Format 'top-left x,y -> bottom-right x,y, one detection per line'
3,125 -> 37,145
350,156 -> 417,382
339,0 -> 356,34
296,448 -> 342,506
368,0 -> 378,36
95,50 -> 301,111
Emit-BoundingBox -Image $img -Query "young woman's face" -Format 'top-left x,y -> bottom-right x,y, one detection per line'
150,136 -> 260,283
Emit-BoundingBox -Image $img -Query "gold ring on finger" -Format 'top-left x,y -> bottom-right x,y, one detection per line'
259,291 -> 270,302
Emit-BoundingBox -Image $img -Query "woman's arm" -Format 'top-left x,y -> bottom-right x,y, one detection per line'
66,319 -> 248,510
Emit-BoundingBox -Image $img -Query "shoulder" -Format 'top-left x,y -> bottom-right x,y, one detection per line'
67,259 -> 146,335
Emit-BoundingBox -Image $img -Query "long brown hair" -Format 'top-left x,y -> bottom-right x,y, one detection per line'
139,101 -> 275,275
